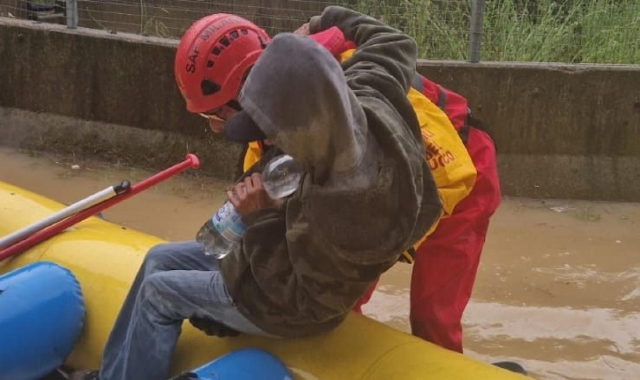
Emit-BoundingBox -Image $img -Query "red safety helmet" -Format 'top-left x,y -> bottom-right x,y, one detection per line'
174,14 -> 270,113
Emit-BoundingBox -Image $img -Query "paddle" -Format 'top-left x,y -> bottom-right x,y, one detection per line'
0,181 -> 131,250
0,154 -> 200,261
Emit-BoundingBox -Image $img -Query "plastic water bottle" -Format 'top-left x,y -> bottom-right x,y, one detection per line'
196,154 -> 304,259
260,154 -> 306,199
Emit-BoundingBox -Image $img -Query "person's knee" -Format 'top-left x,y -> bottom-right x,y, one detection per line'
144,243 -> 176,271
141,272 -> 165,297
140,273 -> 174,317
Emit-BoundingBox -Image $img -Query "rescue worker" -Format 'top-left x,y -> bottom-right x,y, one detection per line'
71,6 -> 441,380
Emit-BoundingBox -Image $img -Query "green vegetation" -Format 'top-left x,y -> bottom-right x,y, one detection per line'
12,0 -> 634,64
349,0 -> 640,63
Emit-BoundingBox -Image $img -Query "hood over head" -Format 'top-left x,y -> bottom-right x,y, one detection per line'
233,33 -> 368,181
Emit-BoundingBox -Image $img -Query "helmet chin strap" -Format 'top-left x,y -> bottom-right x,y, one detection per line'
227,99 -> 242,111
258,36 -> 268,50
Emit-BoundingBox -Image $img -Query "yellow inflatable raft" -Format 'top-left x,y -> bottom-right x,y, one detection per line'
0,180 -> 527,379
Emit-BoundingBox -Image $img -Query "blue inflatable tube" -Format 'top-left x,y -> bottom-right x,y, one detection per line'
0,262 -> 85,380
189,348 -> 293,380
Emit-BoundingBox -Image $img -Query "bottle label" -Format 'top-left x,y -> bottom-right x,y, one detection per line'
211,202 -> 246,244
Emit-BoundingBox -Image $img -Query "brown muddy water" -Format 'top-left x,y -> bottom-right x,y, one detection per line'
1,147 -> 639,380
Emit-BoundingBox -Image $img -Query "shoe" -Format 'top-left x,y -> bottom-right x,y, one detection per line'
68,370 -> 100,380
168,372 -> 199,380
492,361 -> 528,375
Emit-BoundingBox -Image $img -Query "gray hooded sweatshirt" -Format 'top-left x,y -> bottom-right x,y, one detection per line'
218,6 -> 442,337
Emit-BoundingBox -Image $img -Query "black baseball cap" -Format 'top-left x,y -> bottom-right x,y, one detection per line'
223,110 -> 267,143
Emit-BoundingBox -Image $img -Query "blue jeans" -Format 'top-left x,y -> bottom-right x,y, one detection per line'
99,241 -> 266,380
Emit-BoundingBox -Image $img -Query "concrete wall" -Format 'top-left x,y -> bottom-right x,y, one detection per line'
0,18 -> 244,180
415,62 -> 640,201
1,18 -> 639,201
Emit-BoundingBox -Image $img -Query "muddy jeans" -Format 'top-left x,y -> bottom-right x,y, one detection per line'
99,241 -> 266,380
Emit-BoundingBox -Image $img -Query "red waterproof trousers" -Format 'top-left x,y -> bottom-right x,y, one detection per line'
353,127 -> 501,353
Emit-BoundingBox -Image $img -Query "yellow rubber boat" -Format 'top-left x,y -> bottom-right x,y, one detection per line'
0,180 -> 528,379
